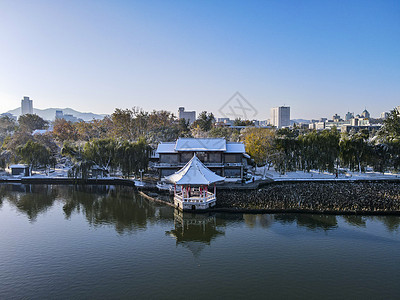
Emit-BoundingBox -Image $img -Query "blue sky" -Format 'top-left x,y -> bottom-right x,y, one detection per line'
0,0 -> 399,120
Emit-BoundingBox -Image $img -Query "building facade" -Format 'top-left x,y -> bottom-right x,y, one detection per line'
345,112 -> 354,121
361,109 -> 370,119
178,107 -> 196,125
380,112 -> 389,119
270,106 -> 290,128
21,96 -> 33,115
55,110 -> 80,122
155,138 -> 249,179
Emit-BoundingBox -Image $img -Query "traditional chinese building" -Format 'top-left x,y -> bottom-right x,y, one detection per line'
165,154 -> 225,211
155,138 -> 249,179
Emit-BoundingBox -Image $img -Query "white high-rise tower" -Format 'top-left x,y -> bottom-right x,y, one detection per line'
270,106 -> 290,128
21,96 -> 33,115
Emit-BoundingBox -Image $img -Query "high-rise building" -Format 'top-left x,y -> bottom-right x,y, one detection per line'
270,106 -> 290,128
55,110 -> 64,119
361,109 -> 370,119
332,114 -> 341,121
178,107 -> 196,124
380,112 -> 389,119
345,112 -> 354,121
21,96 -> 33,115
55,110 -> 80,122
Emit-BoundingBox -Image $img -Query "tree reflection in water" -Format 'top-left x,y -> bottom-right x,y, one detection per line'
1,184 -> 57,222
59,185 -> 174,234
166,210 -> 226,257
0,184 -> 174,233
372,216 -> 400,232
242,214 -> 274,228
343,215 -> 367,227
1,184 -> 400,234
274,214 -> 338,231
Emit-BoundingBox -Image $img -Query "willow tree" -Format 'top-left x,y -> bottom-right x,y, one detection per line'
299,128 -> 340,173
116,141 -> 137,178
17,140 -> 53,175
61,142 -> 92,179
339,133 -> 370,172
83,138 -> 118,171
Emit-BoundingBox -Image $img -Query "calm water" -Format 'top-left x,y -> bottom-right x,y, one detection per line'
1,184 -> 400,299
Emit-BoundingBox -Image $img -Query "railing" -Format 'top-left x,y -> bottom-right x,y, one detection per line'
154,162 -> 239,168
174,191 -> 215,203
224,163 -> 242,167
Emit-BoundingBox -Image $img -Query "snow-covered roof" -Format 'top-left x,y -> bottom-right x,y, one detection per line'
10,164 -> 28,168
175,138 -> 226,152
156,138 -> 248,155
165,155 -> 225,185
225,142 -> 246,153
32,129 -> 48,135
156,142 -> 176,153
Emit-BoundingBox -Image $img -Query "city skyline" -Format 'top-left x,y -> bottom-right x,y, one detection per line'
0,96 -> 390,122
1,1 -> 399,120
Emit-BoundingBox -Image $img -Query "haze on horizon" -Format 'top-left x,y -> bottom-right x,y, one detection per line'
0,0 -> 399,120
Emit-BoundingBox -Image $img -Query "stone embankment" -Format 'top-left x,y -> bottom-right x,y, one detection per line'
217,181 -> 400,214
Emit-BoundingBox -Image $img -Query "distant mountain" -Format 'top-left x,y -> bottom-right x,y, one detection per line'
291,119 -> 311,125
6,107 -> 107,121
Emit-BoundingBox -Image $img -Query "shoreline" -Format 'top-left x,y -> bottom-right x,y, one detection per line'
2,177 -> 400,216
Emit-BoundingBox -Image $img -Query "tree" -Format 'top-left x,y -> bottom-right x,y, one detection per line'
0,150 -> 14,170
132,108 -> 150,139
17,140 -> 52,175
111,108 -> 134,140
233,118 -> 254,126
242,128 -> 275,166
299,128 -> 340,173
177,118 -> 191,137
208,127 -> 239,141
368,143 -> 391,173
339,133 -> 370,172
0,116 -> 16,143
83,138 -> 118,171
116,138 -> 150,177
18,114 -> 48,133
53,119 -> 77,142
61,142 -> 92,179
2,131 -> 33,153
379,108 -> 400,139
145,110 -> 181,145
192,111 -> 214,132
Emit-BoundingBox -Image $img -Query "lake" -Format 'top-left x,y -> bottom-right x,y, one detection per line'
0,184 -> 399,299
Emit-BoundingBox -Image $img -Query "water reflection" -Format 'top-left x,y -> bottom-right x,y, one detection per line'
0,184 -> 174,233
242,214 -> 274,228
343,215 -> 367,228
371,216 -> 400,232
0,184 -> 57,222
1,184 -> 400,234
62,185 -> 152,233
59,185 -> 175,234
274,214 -> 338,231
166,210 -> 226,257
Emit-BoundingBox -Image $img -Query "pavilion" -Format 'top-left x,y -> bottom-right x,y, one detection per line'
165,154 -> 225,211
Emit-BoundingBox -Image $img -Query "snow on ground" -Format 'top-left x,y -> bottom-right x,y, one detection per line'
2,165 -> 400,183
29,167 -> 71,178
134,180 -> 145,186
254,166 -> 400,181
